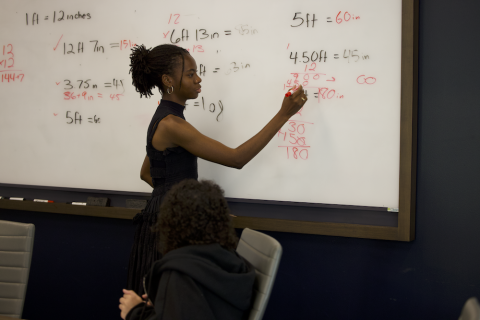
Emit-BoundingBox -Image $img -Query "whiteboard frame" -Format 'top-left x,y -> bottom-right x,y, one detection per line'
0,0 -> 417,241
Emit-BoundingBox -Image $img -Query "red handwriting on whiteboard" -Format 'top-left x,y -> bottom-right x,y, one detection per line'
357,75 -> 376,84
278,146 -> 310,160
284,74 -> 345,103
53,35 -> 63,51
1,71 -> 24,83
193,45 -> 204,53
277,120 -> 314,160
285,73 -> 333,90
64,91 -> 94,100
63,91 -> 124,101
316,87 -> 344,100
109,94 -> 124,101
278,131 -> 307,146
181,45 -> 205,53
120,40 -> 137,50
168,14 -> 180,24
304,63 -> 317,72
1,44 -> 14,69
336,11 -> 360,24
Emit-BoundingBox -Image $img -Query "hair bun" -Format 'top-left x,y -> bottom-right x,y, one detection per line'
130,44 -> 151,74
129,44 -> 156,98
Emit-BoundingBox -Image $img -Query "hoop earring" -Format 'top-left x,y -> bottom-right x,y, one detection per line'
167,86 -> 174,94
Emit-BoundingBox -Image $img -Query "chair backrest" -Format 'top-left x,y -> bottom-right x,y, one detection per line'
459,297 -> 480,320
0,220 -> 35,319
236,228 -> 282,320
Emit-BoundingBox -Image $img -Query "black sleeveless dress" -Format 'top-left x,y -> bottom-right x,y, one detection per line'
127,100 -> 198,294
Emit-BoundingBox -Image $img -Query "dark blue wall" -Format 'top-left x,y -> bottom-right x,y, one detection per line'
1,0 -> 480,319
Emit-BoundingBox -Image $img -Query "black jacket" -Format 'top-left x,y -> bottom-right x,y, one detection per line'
127,243 -> 256,320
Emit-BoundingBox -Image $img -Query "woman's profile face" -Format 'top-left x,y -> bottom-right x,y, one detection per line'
168,54 -> 202,102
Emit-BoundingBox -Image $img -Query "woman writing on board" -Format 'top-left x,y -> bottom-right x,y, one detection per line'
127,43 -> 307,294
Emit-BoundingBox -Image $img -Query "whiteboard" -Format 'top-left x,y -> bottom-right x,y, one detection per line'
0,0 -> 402,208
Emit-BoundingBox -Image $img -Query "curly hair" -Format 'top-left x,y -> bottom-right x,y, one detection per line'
129,44 -> 189,98
155,179 -> 238,254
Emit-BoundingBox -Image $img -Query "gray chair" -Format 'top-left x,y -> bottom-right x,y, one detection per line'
236,228 -> 282,320
459,297 -> 480,320
0,220 -> 35,319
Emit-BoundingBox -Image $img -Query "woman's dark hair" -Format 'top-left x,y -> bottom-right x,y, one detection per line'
129,44 -> 189,98
155,179 -> 238,254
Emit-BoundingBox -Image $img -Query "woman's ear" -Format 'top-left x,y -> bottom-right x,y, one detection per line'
162,74 -> 172,88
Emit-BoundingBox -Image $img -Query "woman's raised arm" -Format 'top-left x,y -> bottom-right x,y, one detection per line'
159,85 -> 307,169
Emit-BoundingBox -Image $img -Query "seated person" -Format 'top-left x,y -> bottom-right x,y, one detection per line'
119,179 -> 255,320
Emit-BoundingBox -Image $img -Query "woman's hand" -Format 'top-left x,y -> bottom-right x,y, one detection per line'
280,84 -> 308,118
119,289 -> 143,320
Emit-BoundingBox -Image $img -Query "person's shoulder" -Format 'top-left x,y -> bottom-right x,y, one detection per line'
159,114 -> 187,132
162,113 -> 185,125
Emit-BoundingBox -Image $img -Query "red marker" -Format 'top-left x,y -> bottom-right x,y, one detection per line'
34,199 -> 54,203
285,85 -> 298,97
